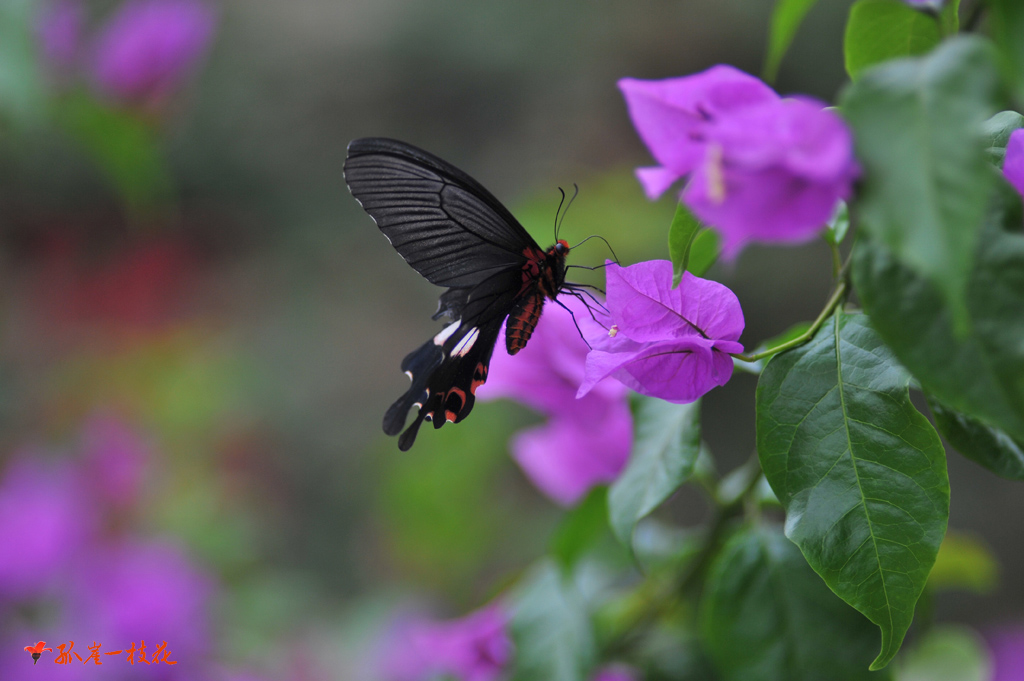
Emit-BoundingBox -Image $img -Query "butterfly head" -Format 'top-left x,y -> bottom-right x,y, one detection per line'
554,239 -> 570,256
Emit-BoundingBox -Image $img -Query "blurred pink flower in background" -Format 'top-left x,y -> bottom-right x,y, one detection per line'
479,295 -> 632,506
988,625 -> 1024,681
0,455 -> 95,601
36,0 -> 84,77
620,67 -> 858,257
1002,128 -> 1024,198
91,0 -> 216,106
81,413 -> 151,510
380,603 -> 513,681
68,539 -> 215,664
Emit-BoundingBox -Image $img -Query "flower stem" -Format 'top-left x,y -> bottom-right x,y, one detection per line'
734,277 -> 848,364
829,239 -> 842,281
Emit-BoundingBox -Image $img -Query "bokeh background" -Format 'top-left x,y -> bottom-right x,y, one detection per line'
0,0 -> 1020,679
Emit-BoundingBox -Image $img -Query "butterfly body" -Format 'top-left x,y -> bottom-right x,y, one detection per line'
344,138 -> 570,450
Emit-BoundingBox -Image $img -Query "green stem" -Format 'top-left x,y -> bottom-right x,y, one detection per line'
599,458 -> 765,659
829,239 -> 843,281
734,278 -> 848,364
677,460 -> 764,597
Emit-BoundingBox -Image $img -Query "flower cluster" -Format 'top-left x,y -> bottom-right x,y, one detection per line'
0,414 -> 261,680
620,66 -> 859,257
378,603 -> 639,681
380,604 -> 513,681
578,260 -> 744,404
36,0 -> 216,107
479,262 -> 743,502
479,295 -> 633,506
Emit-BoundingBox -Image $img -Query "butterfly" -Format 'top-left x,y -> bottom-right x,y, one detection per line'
344,137 -> 575,450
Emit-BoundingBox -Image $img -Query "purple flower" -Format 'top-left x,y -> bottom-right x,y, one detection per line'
577,260 -> 744,404
1003,128 -> 1024,198
988,625 -> 1024,681
0,455 -> 95,601
619,66 -> 777,199
478,295 -> 632,506
91,0 -> 216,106
81,412 -> 150,510
902,0 -> 945,9
36,0 -> 83,77
620,69 -> 859,258
380,604 -> 513,681
67,539 -> 215,662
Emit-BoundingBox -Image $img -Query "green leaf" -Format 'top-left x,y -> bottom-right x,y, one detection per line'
989,0 -> 1024,104
841,36 -> 999,333
928,397 -> 1024,480
853,222 -> 1024,442
844,0 -> 943,81
896,626 -> 990,681
764,0 -> 820,82
701,525 -> 887,681
927,531 -> 998,594
668,203 -> 719,284
510,560 -> 596,681
756,312 -> 949,670
687,230 -> 719,277
982,110 -> 1024,165
940,0 -> 960,35
550,487 -> 611,570
825,201 -> 850,246
59,94 -> 174,210
608,397 -> 701,550
668,202 -> 702,287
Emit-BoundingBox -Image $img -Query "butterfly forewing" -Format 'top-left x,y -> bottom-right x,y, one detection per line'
344,137 -> 568,449
345,138 -> 536,288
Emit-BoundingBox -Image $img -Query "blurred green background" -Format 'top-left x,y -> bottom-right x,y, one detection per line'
0,0 -> 1020,678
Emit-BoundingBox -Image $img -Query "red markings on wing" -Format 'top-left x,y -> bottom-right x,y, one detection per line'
470,362 -> 488,394
444,386 -> 468,422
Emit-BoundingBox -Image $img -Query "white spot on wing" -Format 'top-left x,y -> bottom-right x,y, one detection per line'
434,319 -> 461,346
451,327 -> 480,358
404,370 -> 413,381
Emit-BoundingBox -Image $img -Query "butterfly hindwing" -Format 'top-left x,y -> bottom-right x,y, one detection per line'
384,267 -> 524,449
388,316 -> 505,451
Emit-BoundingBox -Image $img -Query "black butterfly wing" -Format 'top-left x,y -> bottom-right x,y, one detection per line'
344,137 -> 539,289
345,138 -> 546,449
383,267 -> 525,450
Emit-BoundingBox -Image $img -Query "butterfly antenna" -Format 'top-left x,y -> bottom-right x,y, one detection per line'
553,187 -> 567,241
555,183 -> 580,241
569,234 -> 621,265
